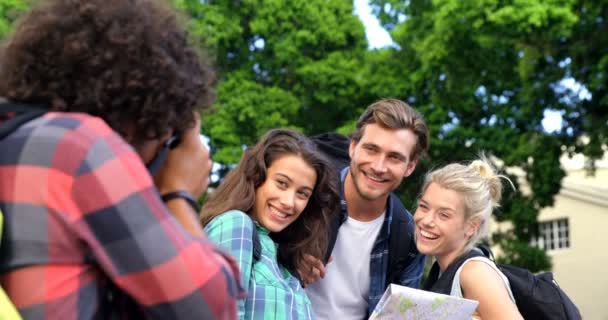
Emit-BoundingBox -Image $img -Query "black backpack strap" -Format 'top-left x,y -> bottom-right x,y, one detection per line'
386,194 -> 418,285
0,102 -> 45,139
423,249 -> 483,294
422,260 -> 443,292
476,244 -> 495,260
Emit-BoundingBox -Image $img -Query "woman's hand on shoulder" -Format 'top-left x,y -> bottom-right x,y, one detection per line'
460,260 -> 523,320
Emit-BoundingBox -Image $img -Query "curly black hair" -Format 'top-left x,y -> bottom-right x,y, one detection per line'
0,0 -> 214,145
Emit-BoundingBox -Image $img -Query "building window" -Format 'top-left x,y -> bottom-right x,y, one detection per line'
531,218 -> 570,251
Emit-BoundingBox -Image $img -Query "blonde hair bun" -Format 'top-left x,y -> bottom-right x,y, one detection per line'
468,158 -> 501,205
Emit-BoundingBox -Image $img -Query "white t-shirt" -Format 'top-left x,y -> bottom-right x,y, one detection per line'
306,213 -> 385,320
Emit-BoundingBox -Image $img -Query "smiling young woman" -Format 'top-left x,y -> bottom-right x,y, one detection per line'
415,156 -> 523,320
200,128 -> 340,320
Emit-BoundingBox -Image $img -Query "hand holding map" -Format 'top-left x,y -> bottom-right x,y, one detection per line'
369,284 -> 479,320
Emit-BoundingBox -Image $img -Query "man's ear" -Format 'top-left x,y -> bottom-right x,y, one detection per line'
349,139 -> 356,159
403,158 -> 418,178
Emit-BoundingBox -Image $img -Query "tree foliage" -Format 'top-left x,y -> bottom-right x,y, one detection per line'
175,0 -> 369,164
365,0 -> 607,271
3,0 -> 606,272
0,0 -> 27,38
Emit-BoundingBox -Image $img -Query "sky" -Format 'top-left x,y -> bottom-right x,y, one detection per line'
353,0 -> 393,49
352,0 -> 567,133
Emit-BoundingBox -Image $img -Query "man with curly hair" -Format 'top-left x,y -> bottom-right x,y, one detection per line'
0,0 -> 242,319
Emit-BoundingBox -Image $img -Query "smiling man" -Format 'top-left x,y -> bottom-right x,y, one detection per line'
304,99 -> 430,319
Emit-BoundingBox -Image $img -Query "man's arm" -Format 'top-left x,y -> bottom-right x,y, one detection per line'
69,116 -> 241,319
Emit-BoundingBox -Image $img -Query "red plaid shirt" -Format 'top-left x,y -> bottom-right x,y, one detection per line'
0,112 -> 242,319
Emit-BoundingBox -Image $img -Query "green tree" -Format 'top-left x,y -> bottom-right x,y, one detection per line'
364,0 -> 608,271
205,72 -> 301,164
4,0 -> 604,271
555,1 -> 608,168
175,0 -> 369,164
0,0 -> 28,38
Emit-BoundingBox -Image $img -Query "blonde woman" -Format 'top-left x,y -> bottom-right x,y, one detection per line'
415,157 -> 523,320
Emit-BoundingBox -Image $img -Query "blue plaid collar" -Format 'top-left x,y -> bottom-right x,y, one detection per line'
339,167 -> 394,238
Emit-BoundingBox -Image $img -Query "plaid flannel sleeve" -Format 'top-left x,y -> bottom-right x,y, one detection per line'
65,116 -> 241,319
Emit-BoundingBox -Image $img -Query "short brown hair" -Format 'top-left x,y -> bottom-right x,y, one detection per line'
351,98 -> 429,161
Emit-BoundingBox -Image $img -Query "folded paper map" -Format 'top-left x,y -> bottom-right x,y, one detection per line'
369,284 -> 479,320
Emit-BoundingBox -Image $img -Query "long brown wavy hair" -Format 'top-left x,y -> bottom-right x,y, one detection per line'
201,129 -> 340,273
0,0 -> 214,146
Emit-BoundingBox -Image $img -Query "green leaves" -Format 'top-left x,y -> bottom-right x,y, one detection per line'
181,0 -> 368,156
0,0 -> 28,38
3,0 -> 599,271
487,0 -> 577,37
204,73 -> 301,164
184,0 -> 601,273
365,0 -> 602,270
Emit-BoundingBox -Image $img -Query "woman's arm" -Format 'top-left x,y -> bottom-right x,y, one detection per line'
204,210 -> 256,318
460,260 -> 523,320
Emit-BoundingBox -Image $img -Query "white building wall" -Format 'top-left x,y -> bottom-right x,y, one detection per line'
538,188 -> 608,320
496,153 -> 608,320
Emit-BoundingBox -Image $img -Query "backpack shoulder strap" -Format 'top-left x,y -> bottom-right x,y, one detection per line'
386,194 -> 418,285
476,244 -> 495,260
0,102 -> 45,140
423,249 -> 483,294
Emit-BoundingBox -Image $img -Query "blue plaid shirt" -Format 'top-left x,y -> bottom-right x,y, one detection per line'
338,168 -> 426,316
